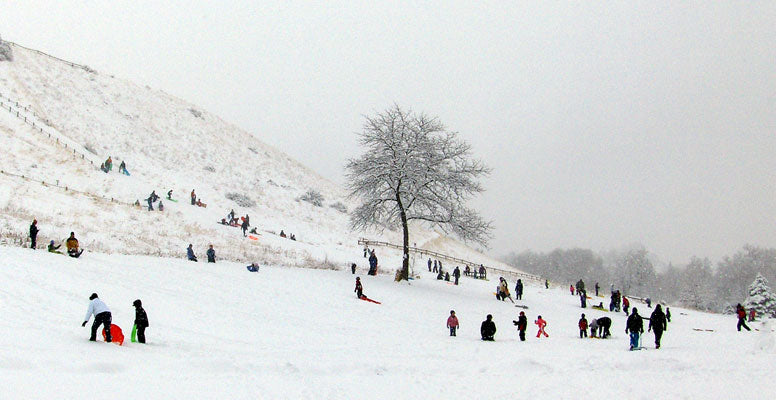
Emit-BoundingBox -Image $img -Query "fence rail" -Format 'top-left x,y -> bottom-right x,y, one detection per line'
5,40 -> 92,71
358,238 -> 544,284
0,169 -> 136,207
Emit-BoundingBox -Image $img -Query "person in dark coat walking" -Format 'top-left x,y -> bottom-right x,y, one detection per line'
736,303 -> 751,331
351,263 -> 357,274
82,293 -> 112,342
453,267 -> 461,285
29,219 -> 39,249
241,215 -> 250,237
515,279 -> 524,300
481,314 -> 496,341
187,244 -> 197,262
206,245 -> 216,263
513,311 -> 528,341
368,250 -> 378,276
132,299 -> 149,344
666,307 -> 671,323
648,304 -> 667,349
626,308 -> 644,350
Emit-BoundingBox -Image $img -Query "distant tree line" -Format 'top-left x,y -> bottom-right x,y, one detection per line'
501,245 -> 776,314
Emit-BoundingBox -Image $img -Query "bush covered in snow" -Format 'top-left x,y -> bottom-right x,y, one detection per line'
225,192 -> 256,208
329,201 -> 348,213
300,189 -> 324,207
0,36 -> 12,62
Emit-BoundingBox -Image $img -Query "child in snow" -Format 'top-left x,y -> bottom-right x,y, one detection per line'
535,315 -> 549,338
570,285 -> 575,296
82,293 -> 112,342
447,310 -> 459,337
48,240 -> 62,254
579,313 -> 588,338
512,311 -> 528,341
132,299 -> 149,344
589,317 -> 599,338
623,297 -> 630,315
355,277 -> 363,298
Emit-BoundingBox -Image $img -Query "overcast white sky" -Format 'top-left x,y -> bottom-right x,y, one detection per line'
2,1 -> 775,265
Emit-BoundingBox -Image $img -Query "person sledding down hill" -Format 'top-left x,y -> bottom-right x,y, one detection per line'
48,240 -> 63,254
66,232 -> 84,258
354,277 -> 380,304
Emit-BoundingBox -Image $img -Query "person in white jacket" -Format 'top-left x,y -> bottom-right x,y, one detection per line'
82,293 -> 112,342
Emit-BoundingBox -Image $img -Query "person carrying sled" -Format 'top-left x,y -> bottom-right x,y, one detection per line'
206,245 -> 216,263
187,244 -> 198,262
480,314 -> 496,341
535,315 -> 549,338
29,219 -> 39,249
579,313 -> 588,338
66,232 -> 83,258
513,311 -> 528,341
48,240 -> 63,254
355,277 -> 363,298
736,303 -> 751,331
132,299 -> 149,344
447,310 -> 459,337
82,293 -> 112,342
625,308 -> 644,350
648,304 -> 667,349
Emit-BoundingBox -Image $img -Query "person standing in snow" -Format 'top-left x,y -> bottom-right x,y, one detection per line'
625,308 -> 644,350
447,310 -> 459,337
351,263 -> 357,274
158,200 -> 164,211
648,304 -> 667,349
187,244 -> 198,262
453,267 -> 461,285
29,219 -> 39,249
513,311 -> 528,341
515,279 -> 524,301
545,279 -> 549,289
119,160 -> 126,174
622,296 -> 630,315
749,309 -> 756,322
480,314 -> 496,341
190,189 -> 196,205
535,315 -> 549,338
589,317 -> 599,338
579,313 -> 588,338
595,282 -> 600,297
427,258 -> 432,272
580,289 -> 587,308
736,303 -> 751,331
132,299 -> 149,344
570,284 -> 575,296
206,245 -> 216,263
82,293 -> 112,342
666,307 -> 671,323
433,259 -> 438,273
241,215 -> 250,237
355,277 -> 363,298
368,250 -> 378,276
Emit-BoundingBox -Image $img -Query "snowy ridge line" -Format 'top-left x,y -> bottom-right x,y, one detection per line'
0,169 -> 136,207
5,40 -> 92,72
0,91 -> 100,168
358,237 -> 544,283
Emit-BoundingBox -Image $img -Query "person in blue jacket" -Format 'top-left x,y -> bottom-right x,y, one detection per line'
82,293 -> 112,342
187,244 -> 198,262
206,245 -> 216,263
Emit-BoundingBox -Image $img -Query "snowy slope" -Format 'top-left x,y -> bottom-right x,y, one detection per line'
1,246 -> 774,399
0,42 -> 521,275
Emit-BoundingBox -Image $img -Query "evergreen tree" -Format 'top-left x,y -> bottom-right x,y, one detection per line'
743,273 -> 776,318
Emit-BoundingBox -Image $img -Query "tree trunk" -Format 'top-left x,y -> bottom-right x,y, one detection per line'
397,192 -> 410,281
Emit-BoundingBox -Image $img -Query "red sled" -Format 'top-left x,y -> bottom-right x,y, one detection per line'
101,324 -> 125,346
359,295 -> 381,304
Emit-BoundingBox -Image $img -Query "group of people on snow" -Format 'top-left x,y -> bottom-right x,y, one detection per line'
81,293 -> 149,344
187,244 -> 217,263
28,219 -> 84,258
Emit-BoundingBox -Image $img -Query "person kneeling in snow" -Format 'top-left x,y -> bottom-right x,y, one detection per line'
187,244 -> 198,262
481,314 -> 496,341
82,293 -> 112,342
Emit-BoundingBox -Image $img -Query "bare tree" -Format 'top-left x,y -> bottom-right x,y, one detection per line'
346,105 -> 492,280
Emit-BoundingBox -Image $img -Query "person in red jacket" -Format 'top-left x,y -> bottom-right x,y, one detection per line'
579,313 -> 588,338
447,310 -> 459,336
736,303 -> 751,331
622,297 -> 630,315
570,285 -> 575,296
535,315 -> 549,338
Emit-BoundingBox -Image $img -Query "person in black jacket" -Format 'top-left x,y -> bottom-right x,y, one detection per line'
648,304 -> 667,349
132,299 -> 149,344
29,219 -> 39,249
206,245 -> 216,263
625,308 -> 644,350
596,316 -> 612,338
481,314 -> 496,341
241,215 -> 250,237
453,267 -> 461,285
513,311 -> 528,341
515,279 -> 524,300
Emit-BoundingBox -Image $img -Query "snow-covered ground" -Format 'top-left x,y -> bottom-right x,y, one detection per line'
1,246 -> 774,399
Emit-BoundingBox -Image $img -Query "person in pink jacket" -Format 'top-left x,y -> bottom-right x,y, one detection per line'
447,310 -> 459,336
535,315 -> 549,338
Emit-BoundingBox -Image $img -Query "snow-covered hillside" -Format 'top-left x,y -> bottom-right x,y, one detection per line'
0,41 -> 518,274
1,246 -> 774,399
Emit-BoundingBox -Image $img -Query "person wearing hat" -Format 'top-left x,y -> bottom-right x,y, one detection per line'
66,232 -> 83,258
354,277 -> 363,298
47,240 -> 62,254
513,311 -> 528,341
626,307 -> 644,350
82,293 -> 112,342
132,299 -> 149,344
